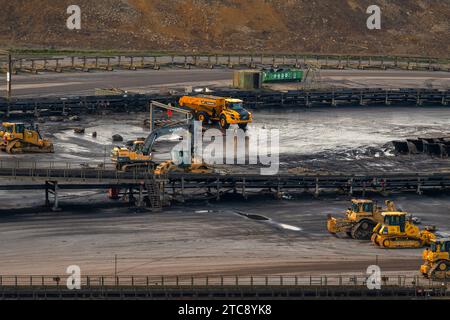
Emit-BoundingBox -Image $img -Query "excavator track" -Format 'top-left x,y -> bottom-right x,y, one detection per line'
121,162 -> 155,172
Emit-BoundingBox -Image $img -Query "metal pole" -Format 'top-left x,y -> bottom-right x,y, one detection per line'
7,53 -> 12,100
114,254 -> 118,277
149,102 -> 154,131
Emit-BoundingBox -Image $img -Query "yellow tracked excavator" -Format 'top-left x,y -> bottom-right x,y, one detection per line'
0,122 -> 54,154
112,120 -> 212,174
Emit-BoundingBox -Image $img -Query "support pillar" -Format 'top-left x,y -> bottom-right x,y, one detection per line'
348,179 -> 353,196
45,181 -> 60,211
276,180 -> 283,200
216,179 -> 221,201
137,184 -> 144,207
314,178 -> 320,198
417,179 -> 422,195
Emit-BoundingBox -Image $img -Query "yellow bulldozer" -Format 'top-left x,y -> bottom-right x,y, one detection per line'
371,211 -> 436,248
0,122 -> 54,154
154,159 -> 212,175
420,238 -> 450,280
327,199 -> 395,240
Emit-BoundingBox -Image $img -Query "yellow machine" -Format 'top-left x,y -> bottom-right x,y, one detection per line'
111,122 -> 191,171
0,122 -> 54,154
327,199 -> 393,240
420,238 -> 450,280
154,160 -> 212,175
112,121 -> 211,174
371,211 -> 436,248
178,95 -> 252,129
111,140 -> 153,171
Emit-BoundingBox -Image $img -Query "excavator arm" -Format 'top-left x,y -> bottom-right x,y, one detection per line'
140,121 -> 194,156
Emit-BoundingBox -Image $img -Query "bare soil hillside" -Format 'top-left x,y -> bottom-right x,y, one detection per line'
1,0 -> 449,56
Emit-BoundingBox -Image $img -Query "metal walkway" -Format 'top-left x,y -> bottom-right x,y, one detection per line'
0,163 -> 449,208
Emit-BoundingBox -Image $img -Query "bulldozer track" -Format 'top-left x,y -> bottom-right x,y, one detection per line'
5,140 -> 53,154
5,139 -> 20,154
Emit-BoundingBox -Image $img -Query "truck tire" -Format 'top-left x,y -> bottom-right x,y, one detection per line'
196,112 -> 209,125
220,115 -> 230,129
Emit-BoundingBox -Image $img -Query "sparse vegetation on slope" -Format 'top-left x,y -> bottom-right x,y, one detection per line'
1,0 -> 449,57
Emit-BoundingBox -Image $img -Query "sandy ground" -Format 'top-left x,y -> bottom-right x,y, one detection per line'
0,193 -> 449,276
0,70 -> 450,277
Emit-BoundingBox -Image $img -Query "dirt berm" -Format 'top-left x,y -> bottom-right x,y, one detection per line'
1,0 -> 449,57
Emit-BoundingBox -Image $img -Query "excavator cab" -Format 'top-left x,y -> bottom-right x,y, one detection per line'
131,140 -> 145,153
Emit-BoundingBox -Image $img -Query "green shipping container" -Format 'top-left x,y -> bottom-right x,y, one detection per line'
262,69 -> 303,83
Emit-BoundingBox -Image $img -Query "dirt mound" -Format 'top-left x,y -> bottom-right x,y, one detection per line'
1,0 -> 449,56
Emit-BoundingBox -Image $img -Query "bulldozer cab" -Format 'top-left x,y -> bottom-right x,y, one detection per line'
2,122 -> 22,134
350,200 -> 374,213
2,123 -> 37,136
430,239 -> 450,253
381,212 -> 407,232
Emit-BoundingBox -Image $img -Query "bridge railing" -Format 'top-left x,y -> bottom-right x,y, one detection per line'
0,160 -> 115,170
0,274 -> 447,289
0,160 -> 126,171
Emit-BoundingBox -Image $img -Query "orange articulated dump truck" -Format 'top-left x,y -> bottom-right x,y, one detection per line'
179,95 -> 252,130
